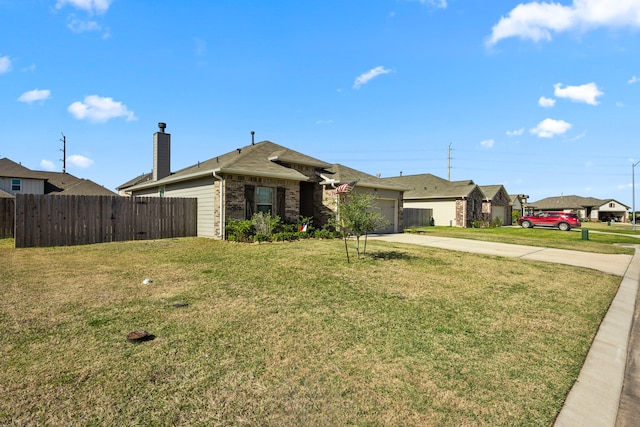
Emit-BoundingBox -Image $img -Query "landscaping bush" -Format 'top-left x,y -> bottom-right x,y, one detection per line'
225,218 -> 254,242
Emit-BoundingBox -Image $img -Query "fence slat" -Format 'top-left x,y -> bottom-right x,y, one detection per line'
12,195 -> 197,248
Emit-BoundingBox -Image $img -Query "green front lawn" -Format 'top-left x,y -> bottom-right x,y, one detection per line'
0,237 -> 621,425
407,225 -> 639,254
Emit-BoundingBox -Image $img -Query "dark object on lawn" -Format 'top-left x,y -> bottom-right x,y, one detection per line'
172,302 -> 189,308
126,330 -> 154,343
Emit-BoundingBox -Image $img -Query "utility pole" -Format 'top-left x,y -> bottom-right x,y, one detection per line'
60,132 -> 66,173
447,143 -> 452,181
633,160 -> 640,231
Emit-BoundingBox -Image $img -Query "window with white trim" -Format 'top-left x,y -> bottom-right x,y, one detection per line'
11,178 -> 21,192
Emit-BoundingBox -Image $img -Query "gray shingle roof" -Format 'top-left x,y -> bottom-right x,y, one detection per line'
127,140 -> 331,190
39,171 -> 117,196
479,185 -> 504,200
0,158 -> 46,179
117,172 -> 152,191
529,195 -> 629,210
320,164 -> 407,191
382,173 -> 478,199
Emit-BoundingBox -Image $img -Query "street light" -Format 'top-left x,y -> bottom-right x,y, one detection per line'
634,160 -> 640,231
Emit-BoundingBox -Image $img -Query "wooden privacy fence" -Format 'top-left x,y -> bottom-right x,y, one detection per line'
0,198 -> 15,238
14,194 -> 197,248
403,208 -> 433,228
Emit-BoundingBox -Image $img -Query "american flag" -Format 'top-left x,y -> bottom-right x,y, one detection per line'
334,180 -> 357,194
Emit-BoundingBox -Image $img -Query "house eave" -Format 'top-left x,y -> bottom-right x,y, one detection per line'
216,167 -> 309,182
127,167 -> 309,192
128,169 -> 217,191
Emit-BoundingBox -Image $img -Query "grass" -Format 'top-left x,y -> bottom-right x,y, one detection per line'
407,224 -> 640,255
0,237 -> 624,426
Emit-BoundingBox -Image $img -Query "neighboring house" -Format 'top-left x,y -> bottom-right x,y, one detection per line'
0,158 -> 116,197
119,123 -> 405,238
510,194 -> 529,214
382,173 -> 483,227
529,195 -> 630,223
479,185 -> 512,226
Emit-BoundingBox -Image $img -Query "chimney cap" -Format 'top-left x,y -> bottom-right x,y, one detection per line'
158,122 -> 167,132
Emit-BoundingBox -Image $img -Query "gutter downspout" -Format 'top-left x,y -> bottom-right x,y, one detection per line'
212,171 -> 224,239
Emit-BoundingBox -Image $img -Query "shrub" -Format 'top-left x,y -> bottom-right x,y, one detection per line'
253,233 -> 271,243
253,212 -> 280,236
225,218 -> 254,242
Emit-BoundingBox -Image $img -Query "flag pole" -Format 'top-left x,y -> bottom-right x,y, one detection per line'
339,192 -> 350,263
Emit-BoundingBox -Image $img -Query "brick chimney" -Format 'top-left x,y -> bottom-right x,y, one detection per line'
153,122 -> 170,181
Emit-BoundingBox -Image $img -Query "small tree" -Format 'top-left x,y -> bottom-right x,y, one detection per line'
335,192 -> 390,261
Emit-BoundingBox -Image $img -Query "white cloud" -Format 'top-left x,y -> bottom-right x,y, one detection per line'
68,95 -> 137,123
0,55 -> 11,74
68,18 -> 101,33
419,0 -> 447,8
353,66 -> 392,89
56,0 -> 112,14
530,118 -> 572,138
487,0 -> 640,46
480,139 -> 495,149
554,82 -> 603,105
67,154 -> 94,168
40,160 -> 56,171
629,75 -> 640,84
617,101 -> 624,107
316,119 -> 333,125
506,128 -> 524,136
18,89 -> 51,104
538,96 -> 556,107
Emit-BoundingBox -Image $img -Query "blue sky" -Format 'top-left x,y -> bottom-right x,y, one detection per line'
1,0 -> 639,206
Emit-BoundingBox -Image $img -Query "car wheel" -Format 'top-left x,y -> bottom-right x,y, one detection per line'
521,220 -> 532,229
558,222 -> 570,231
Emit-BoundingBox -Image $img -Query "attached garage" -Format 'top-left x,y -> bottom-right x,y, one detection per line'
319,164 -> 406,234
374,198 -> 397,233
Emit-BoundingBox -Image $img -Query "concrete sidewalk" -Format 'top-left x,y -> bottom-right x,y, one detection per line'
369,233 -> 640,426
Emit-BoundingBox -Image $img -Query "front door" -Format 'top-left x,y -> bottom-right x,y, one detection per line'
299,182 -> 314,218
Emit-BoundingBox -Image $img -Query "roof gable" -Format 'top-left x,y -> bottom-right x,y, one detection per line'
479,185 -> 507,200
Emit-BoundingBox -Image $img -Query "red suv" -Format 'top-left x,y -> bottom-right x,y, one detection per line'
518,211 -> 581,231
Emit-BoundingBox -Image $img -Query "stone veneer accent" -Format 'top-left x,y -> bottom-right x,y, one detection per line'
455,188 -> 484,227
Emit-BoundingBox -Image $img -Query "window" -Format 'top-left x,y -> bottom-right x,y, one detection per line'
256,187 -> 273,214
11,179 -> 21,192
159,187 -> 165,197
609,202 -> 615,208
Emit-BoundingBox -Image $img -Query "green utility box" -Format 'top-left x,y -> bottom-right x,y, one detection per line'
581,229 -> 589,240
